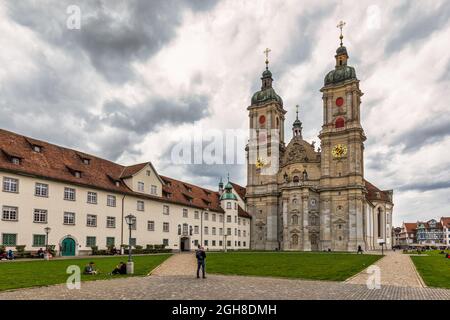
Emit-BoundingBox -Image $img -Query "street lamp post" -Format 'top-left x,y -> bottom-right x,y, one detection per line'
44,227 -> 51,260
124,214 -> 135,274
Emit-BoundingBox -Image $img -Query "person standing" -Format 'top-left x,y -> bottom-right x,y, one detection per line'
195,245 -> 206,279
357,245 -> 363,254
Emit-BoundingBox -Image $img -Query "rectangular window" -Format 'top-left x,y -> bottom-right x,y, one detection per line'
64,187 -> 76,201
146,170 -> 151,176
243,219 -> 246,226
86,236 -> 96,247
150,185 -> 157,195
227,215 -> 231,223
107,195 -> 116,207
63,212 -> 75,225
35,183 -> 48,197
243,230 -> 246,237
131,217 -> 137,230
137,200 -> 145,211
3,177 -> 18,193
227,240 -> 231,247
204,213 -> 209,221
219,240 -> 223,247
33,234 -> 46,247
227,202 -> 231,209
235,228 -> 237,236
2,233 -> 17,246
33,209 -> 47,223
204,240 -> 208,246
2,206 -> 18,221
106,237 -> 115,247
194,211 -> 199,219
183,208 -> 188,218
194,239 -> 199,246
130,238 -> 136,246
194,226 -> 199,234
227,228 -> 231,236
163,222 -> 169,232
86,214 -> 97,227
219,214 -> 224,223
238,230 -> 241,237
212,227 -> 216,235
163,205 -> 170,215
162,239 -> 169,246
212,240 -> 216,246
212,214 -> 216,222
204,226 -> 209,235
106,216 -> 116,228
243,241 -> 246,247
138,182 -> 144,192
238,218 -> 241,225
219,228 -> 223,236
148,220 -> 155,231
235,216 -> 237,223
87,191 -> 97,204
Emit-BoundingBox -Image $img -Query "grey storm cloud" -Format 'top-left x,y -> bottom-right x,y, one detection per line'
101,96 -> 210,134
398,180 -> 450,192
385,1 -> 450,55
6,0 -> 219,83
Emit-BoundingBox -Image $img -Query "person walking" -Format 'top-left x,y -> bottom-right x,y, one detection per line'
195,245 -> 206,279
357,245 -> 363,254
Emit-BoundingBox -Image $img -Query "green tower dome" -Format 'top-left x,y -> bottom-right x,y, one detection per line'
220,180 -> 237,201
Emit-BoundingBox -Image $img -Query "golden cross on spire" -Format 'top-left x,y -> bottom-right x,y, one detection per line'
263,47 -> 271,69
296,104 -> 299,120
337,20 -> 346,46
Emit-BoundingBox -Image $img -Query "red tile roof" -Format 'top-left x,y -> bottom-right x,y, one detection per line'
403,223 -> 417,233
238,205 -> 251,219
0,128 -> 234,214
440,217 -> 450,227
230,182 -> 246,200
364,180 -> 392,203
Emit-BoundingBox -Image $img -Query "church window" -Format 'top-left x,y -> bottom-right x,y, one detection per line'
293,176 -> 300,183
291,214 -> 298,225
339,236 -> 342,241
276,117 -> 279,128
377,207 -> 382,237
335,117 -> 345,128
338,224 -> 342,229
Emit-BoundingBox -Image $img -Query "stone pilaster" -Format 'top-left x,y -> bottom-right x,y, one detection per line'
302,194 -> 311,251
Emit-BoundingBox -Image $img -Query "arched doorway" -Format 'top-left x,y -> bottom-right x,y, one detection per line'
61,237 -> 76,256
180,237 -> 190,251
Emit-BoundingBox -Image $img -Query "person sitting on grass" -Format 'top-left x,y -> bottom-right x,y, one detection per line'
84,262 -> 98,275
111,262 -> 127,275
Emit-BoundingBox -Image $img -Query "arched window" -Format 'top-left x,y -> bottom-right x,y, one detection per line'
291,214 -> 298,225
335,117 -> 345,128
310,215 -> 317,226
293,176 -> 300,183
377,207 -> 383,237
292,234 -> 299,246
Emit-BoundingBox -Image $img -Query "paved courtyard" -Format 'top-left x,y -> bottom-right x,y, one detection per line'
0,251 -> 448,300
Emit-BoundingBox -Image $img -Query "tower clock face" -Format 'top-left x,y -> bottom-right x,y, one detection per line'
336,97 -> 344,107
259,115 -> 266,124
332,144 -> 347,158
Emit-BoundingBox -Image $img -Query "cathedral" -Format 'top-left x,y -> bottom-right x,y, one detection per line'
245,26 -> 394,252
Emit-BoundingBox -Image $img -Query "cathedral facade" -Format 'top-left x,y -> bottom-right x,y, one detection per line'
246,36 -> 394,252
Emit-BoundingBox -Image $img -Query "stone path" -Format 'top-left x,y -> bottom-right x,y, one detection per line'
0,274 -> 449,300
345,250 -> 425,288
151,252 -> 196,276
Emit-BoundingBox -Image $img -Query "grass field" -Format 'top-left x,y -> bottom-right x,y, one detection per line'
206,252 -> 381,281
411,250 -> 450,289
0,254 -> 171,291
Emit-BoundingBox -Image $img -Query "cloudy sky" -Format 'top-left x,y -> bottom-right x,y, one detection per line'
1,0 -> 449,225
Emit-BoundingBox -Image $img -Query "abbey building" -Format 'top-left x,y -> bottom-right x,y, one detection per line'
246,35 -> 394,251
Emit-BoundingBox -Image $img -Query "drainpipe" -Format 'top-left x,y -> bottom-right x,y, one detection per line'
121,195 -> 126,248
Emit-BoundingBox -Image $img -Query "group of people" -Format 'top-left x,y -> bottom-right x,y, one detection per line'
0,249 -> 15,260
83,261 -> 128,275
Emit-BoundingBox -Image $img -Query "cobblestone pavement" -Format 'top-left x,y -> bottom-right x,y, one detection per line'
151,252 -> 197,276
345,250 -> 426,288
0,274 -> 449,300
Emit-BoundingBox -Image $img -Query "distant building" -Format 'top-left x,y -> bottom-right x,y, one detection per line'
416,219 -> 444,245
392,226 -> 401,247
441,217 -> 450,247
399,223 -> 416,246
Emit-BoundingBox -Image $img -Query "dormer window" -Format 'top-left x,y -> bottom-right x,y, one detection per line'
33,145 -> 42,153
82,158 -> 90,165
115,181 -> 120,187
11,157 -> 20,165
74,171 -> 81,178
146,170 -> 151,176
376,192 -> 381,199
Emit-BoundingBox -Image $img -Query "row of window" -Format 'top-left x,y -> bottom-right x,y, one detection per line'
137,181 -> 158,195
177,224 -> 247,237
2,178 -> 248,225
197,240 -> 247,248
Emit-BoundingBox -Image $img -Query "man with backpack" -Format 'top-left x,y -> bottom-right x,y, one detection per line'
195,245 -> 206,279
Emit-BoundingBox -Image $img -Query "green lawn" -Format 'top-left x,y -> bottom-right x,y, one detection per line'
411,250 -> 450,289
0,254 -> 171,291
206,252 -> 381,281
